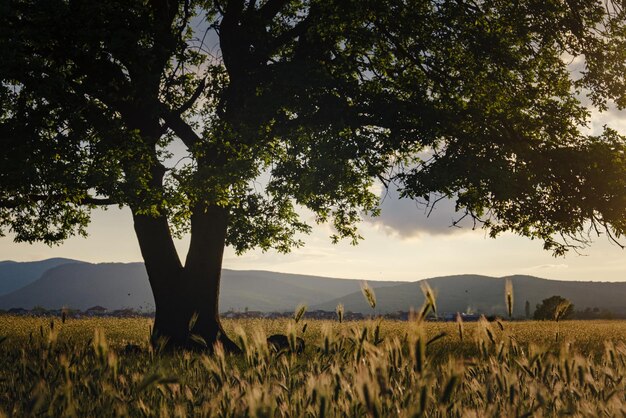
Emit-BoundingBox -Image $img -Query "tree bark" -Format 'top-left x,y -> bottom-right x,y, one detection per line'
180,204 -> 240,352
132,207 -> 239,352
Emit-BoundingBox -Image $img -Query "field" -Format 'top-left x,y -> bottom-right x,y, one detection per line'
2,316 -> 626,417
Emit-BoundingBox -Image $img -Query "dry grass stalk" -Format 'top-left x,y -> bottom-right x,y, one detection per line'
555,301 -> 571,322
294,304 -> 307,324
505,279 -> 514,318
360,282 -> 376,310
336,303 -> 344,323
456,312 -> 464,342
420,281 -> 437,316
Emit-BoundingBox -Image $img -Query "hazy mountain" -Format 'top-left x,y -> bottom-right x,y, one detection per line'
0,258 -> 80,295
0,261 -> 403,311
218,269 -> 403,312
1,260 -> 625,315
313,274 -> 626,316
0,263 -> 152,311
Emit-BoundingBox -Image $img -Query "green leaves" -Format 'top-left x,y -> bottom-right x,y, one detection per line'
1,0 -> 624,259
226,190 -> 312,254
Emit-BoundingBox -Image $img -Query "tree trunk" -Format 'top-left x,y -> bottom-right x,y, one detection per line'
133,207 -> 239,352
180,204 -> 240,352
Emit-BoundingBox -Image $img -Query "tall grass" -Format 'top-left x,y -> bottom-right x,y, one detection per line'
360,281 -> 376,310
505,279 -> 514,318
0,277 -> 620,416
336,303 -> 344,323
2,316 -> 626,416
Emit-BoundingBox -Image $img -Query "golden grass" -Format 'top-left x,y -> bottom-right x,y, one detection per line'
2,316 -> 626,416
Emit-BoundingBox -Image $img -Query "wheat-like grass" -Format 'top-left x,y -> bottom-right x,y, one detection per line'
0,316 -> 625,416
505,279 -> 514,318
293,304 -> 307,324
420,281 -> 437,316
360,281 -> 376,310
336,303 -> 344,323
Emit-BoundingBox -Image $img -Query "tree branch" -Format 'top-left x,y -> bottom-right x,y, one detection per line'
213,0 -> 226,15
258,0 -> 289,22
161,108 -> 203,149
176,0 -> 193,41
372,20 -> 449,89
81,196 -> 117,206
225,0 -> 245,19
246,0 -> 258,14
175,77 -> 207,115
267,15 -> 313,53
0,195 -> 117,209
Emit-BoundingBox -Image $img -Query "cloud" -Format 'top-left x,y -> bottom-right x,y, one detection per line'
365,187 -> 476,238
564,53 -> 626,136
523,263 -> 569,272
587,105 -> 626,136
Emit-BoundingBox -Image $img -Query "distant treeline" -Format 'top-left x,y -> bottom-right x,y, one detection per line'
2,306 -> 624,321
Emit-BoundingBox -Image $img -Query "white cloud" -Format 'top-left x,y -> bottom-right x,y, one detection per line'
587,104 -> 626,136
523,263 -> 569,272
366,187 -> 477,239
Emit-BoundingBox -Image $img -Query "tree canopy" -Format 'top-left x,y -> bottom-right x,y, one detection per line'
1,0 -> 624,255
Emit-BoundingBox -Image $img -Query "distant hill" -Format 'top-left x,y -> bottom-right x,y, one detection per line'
0,263 -> 152,311
0,258 -> 80,295
0,261 -> 403,312
218,269 -> 403,312
1,259 -> 625,316
313,274 -> 626,316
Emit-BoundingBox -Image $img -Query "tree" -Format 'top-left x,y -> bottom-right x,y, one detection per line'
1,1 -> 625,350
533,296 -> 574,321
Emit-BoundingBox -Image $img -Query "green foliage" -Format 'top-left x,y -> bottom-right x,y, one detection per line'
534,295 -> 575,321
3,316 -> 626,416
0,0 -> 624,255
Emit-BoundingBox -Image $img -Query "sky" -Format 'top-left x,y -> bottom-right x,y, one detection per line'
1,27 -> 625,283
1,189 -> 624,282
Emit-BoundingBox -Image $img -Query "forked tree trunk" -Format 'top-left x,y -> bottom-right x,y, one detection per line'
133,206 -> 239,352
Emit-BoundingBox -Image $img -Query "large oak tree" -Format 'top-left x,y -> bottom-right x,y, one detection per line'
1,0 -> 624,349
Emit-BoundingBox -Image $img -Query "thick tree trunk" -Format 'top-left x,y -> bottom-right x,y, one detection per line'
180,204 -> 240,352
133,207 -> 239,352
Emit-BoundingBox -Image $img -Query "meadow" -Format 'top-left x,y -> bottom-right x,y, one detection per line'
2,316 -> 626,417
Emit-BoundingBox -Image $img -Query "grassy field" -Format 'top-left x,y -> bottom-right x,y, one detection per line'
2,316 -> 626,417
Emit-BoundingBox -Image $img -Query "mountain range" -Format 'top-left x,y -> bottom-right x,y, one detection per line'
1,259 -> 625,316
0,258 -> 80,295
